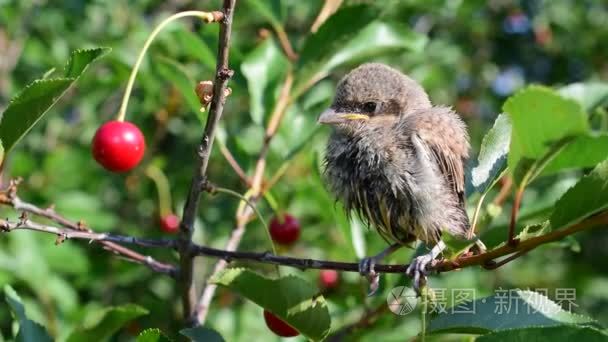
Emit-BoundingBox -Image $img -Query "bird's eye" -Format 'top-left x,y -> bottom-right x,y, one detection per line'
363,101 -> 377,113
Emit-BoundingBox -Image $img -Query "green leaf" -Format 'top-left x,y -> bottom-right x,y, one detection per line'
298,5 -> 378,78
173,27 -> 216,70
210,268 -> 330,341
511,137 -> 572,187
542,133 -> 608,175
550,160 -> 608,230
66,304 -> 148,342
477,326 -> 608,342
0,47 -> 108,154
284,126 -> 323,161
504,86 -> 588,185
180,327 -> 225,342
323,21 -> 427,77
155,56 -> 202,118
0,78 -> 73,151
429,290 -> 595,334
296,5 -> 427,93
136,329 -> 172,342
41,67 -> 56,79
4,285 -> 53,342
241,38 -> 288,124
560,82 -> 608,112
442,233 -> 480,257
245,0 -> 283,27
470,113 -> 511,193
515,221 -> 550,241
64,47 -> 110,78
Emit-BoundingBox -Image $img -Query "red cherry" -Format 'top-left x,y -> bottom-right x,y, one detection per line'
160,214 -> 180,234
92,120 -> 145,172
319,270 -> 340,290
269,214 -> 301,245
263,310 -> 299,337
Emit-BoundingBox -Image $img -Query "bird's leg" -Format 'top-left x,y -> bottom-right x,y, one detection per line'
406,240 -> 446,295
359,243 -> 402,296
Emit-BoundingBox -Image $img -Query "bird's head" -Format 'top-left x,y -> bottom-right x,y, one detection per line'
318,63 -> 431,130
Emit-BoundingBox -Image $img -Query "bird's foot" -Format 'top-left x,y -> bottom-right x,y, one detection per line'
406,254 -> 434,295
406,241 -> 446,295
358,243 -> 402,296
358,257 -> 380,296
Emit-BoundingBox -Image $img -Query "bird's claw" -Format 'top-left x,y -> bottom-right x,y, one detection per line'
359,257 -> 380,296
406,254 -> 434,295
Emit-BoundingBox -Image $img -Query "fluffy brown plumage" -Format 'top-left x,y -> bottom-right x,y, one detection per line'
318,63 -> 472,291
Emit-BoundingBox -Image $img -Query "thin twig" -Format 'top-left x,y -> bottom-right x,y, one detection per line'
217,140 -> 251,186
439,211 -> 608,272
310,0 -> 343,33
273,25 -> 298,61
0,186 -> 177,276
179,0 -> 237,322
264,71 -> 294,146
192,223 -> 246,324
1,218 -> 175,248
492,176 -> 512,206
508,186 -> 524,245
195,82 -> 248,186
482,248 -> 531,270
0,217 -> 177,276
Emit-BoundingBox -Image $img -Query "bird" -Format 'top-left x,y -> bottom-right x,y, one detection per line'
318,63 -> 480,294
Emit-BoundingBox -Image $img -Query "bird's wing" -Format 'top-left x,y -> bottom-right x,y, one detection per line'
408,107 -> 470,204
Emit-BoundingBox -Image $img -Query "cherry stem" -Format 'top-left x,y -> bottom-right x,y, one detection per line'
262,191 -> 281,219
145,164 -> 172,217
468,191 -> 487,239
212,186 -> 278,257
117,11 -> 219,122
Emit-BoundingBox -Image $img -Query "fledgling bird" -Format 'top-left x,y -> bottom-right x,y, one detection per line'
318,63 -> 475,293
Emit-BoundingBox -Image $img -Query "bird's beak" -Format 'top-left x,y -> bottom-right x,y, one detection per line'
317,109 -> 369,125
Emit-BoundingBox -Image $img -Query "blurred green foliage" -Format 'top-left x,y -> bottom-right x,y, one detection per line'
1,0 -> 608,341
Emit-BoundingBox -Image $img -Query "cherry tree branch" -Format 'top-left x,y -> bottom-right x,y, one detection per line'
0,181 -> 177,276
2,177 -> 606,326
178,0 -> 237,321
191,70 -> 294,325
0,217 -> 177,276
183,211 -> 608,274
0,214 -> 175,247
3,179 -> 605,276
